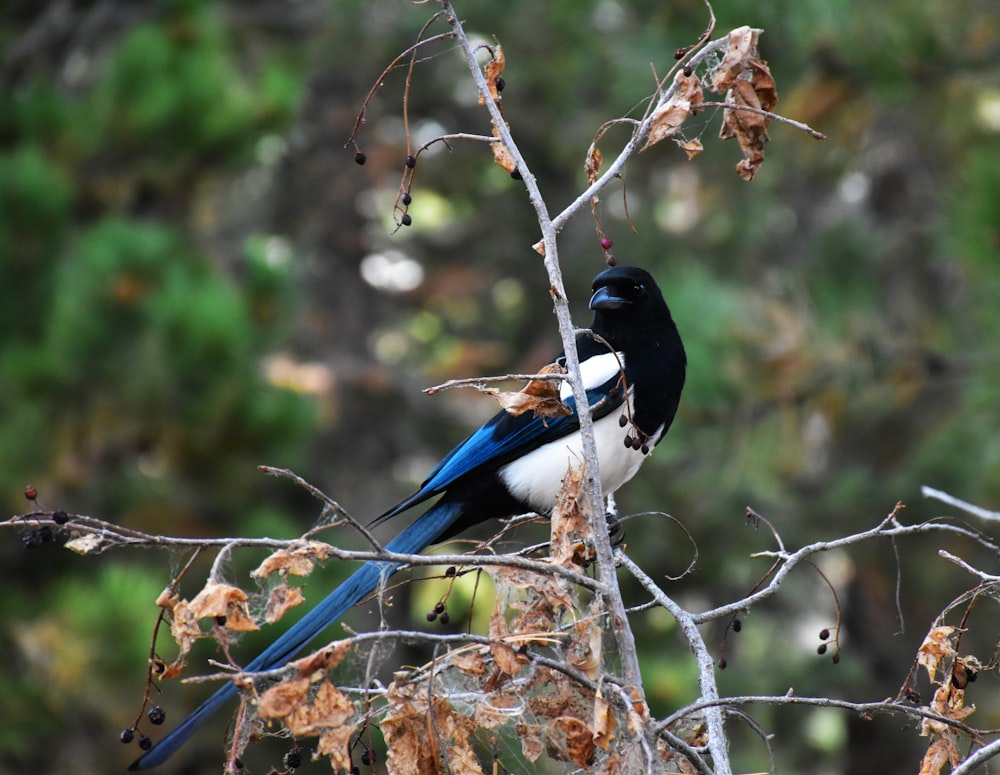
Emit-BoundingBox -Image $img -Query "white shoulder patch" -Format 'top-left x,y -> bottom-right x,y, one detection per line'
559,351 -> 624,400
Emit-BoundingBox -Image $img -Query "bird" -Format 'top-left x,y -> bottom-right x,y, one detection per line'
128,264 -> 686,770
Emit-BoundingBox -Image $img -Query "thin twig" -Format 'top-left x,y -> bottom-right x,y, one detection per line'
699,101 -> 827,139
423,371 -> 567,395
923,485 -> 1000,523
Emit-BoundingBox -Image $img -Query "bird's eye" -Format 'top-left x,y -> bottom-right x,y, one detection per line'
634,282 -> 646,294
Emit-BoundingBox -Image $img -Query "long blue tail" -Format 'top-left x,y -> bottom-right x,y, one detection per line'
128,502 -> 462,770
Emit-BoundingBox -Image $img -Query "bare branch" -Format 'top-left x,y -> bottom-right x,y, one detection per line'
923,485 -> 1000,523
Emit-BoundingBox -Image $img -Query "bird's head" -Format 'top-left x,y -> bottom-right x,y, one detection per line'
587,265 -> 681,348
589,265 -> 664,313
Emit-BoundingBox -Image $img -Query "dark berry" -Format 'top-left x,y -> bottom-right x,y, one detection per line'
400,213 -> 412,227
439,611 -> 450,625
24,485 -> 38,501
52,510 -> 69,525
495,76 -> 505,92
121,728 -> 136,744
404,154 -> 416,169
683,64 -> 693,77
832,653 -> 841,664
426,610 -> 437,622
148,706 -> 166,725
510,169 -> 522,181
618,415 -> 628,428
718,658 -> 727,670
674,48 -> 687,60
445,566 -> 456,577
351,767 -> 361,775
817,644 -> 828,655
640,444 -> 650,455
138,734 -> 153,751
434,602 -> 446,614
361,748 -> 372,766
284,749 -> 303,769
819,628 -> 830,641
354,151 -> 367,166
600,236 -> 613,250
401,192 -> 412,206
731,619 -> 742,633
22,530 -> 44,549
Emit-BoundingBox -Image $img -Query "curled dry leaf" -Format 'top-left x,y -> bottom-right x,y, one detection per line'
265,583 -> 305,624
718,60 -> 778,180
382,682 -> 480,775
642,71 -> 704,151
585,143 -> 603,185
260,679 -> 355,772
676,138 -> 703,160
919,681 -> 975,775
479,42 -> 505,105
64,534 -> 104,555
711,26 -> 761,92
548,716 -> 597,769
917,625 -> 957,684
479,362 -> 570,420
449,648 -> 489,678
488,605 -> 526,678
592,690 -> 616,751
567,613 -> 603,680
252,540 -> 332,580
170,580 -> 259,656
288,639 -> 353,677
491,125 -> 518,174
550,463 -> 595,569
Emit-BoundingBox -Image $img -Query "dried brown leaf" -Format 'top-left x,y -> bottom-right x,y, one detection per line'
711,26 -> 760,92
585,143 -> 603,185
491,125 -> 518,174
265,583 -> 305,624
918,626 -> 957,684
170,580 -> 259,654
675,138 -> 703,159
592,690 -> 616,751
289,640 -> 353,677
567,614 -> 602,680
383,683 -> 481,775
257,677 -> 311,719
548,716 -> 596,768
643,72 -> 703,150
489,606 -> 525,677
252,541 -> 332,580
480,363 -> 570,419
518,721 -> 544,762
449,648 -> 489,678
717,57 -> 778,182
919,736 -> 957,775
480,43 -> 505,105
550,464 -> 594,569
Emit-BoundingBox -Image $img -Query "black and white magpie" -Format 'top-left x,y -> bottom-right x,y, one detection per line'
129,265 -> 686,770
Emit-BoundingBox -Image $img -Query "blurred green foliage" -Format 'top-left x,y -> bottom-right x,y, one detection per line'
1,0 -> 999,773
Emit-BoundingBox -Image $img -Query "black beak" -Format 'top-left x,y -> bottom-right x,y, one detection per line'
589,286 -> 629,310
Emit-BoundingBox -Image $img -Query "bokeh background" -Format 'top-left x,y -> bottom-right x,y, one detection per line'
2,1 -> 999,773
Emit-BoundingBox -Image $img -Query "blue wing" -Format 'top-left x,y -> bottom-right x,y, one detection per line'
375,373 -> 624,523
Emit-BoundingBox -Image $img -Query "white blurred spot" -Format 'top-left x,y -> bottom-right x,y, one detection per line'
592,0 -> 626,32
976,90 -> 1000,132
360,250 -> 425,293
264,236 -> 292,268
838,171 -> 870,205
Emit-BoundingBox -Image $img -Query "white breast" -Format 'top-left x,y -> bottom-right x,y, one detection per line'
499,384 -> 664,513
